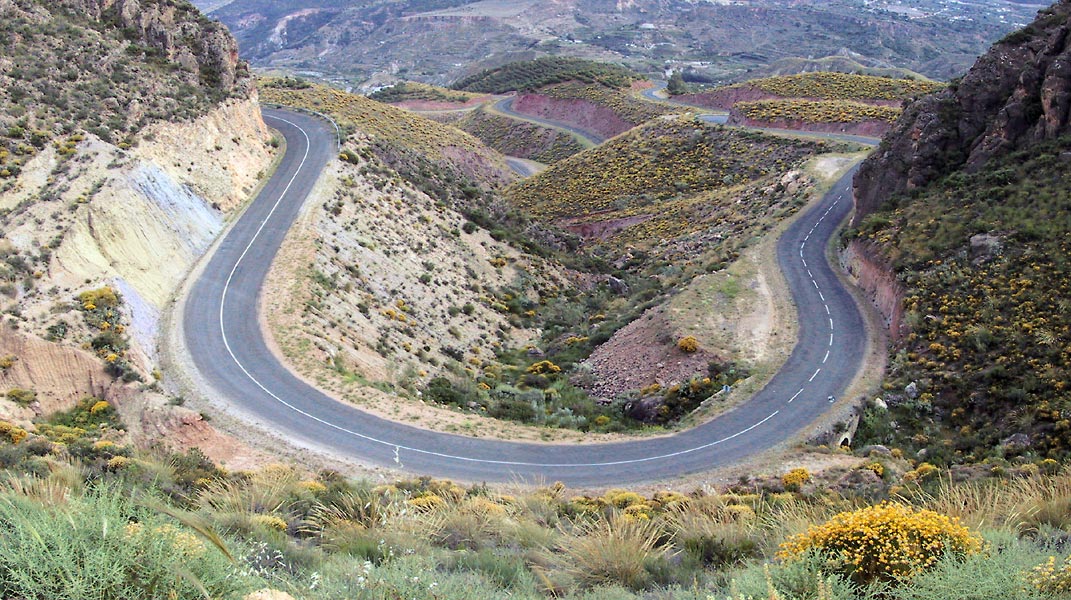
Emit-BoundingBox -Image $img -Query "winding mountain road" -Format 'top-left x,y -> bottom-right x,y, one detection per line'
181,107 -> 869,486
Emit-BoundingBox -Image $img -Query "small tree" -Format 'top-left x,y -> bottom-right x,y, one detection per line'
666,70 -> 687,96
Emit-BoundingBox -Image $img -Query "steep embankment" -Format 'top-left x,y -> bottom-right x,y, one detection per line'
512,83 -> 680,140
849,1 -> 1071,464
0,0 -> 273,458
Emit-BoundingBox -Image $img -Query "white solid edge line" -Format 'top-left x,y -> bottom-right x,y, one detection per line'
213,115 -> 784,469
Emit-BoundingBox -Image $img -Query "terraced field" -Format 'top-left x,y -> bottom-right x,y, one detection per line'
734,100 -> 901,124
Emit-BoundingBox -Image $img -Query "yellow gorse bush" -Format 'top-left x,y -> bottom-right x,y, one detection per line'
782,468 -> 811,490
735,99 -> 901,124
738,72 -> 944,101
778,501 -> 983,585
1026,555 -> 1071,595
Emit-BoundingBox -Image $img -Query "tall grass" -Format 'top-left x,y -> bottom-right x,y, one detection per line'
551,512 -> 671,590
0,484 -> 253,600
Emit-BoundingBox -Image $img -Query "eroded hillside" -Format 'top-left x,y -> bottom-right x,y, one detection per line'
0,0 -> 273,464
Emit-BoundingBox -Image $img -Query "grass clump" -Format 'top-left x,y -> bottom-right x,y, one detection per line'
552,512 -> 671,591
0,487 -> 253,600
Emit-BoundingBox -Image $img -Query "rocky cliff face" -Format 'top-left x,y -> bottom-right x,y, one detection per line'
61,0 -> 248,94
0,0 -> 271,420
854,1 -> 1071,222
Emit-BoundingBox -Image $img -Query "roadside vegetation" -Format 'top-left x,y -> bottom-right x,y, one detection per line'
453,57 -> 640,93
1,414 -> 1069,599
733,99 -> 902,125
849,136 -> 1071,466
722,72 -> 944,103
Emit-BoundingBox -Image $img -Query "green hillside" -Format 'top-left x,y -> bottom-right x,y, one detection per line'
851,137 -> 1071,464
456,108 -> 584,163
0,0 -> 248,175
508,117 -> 844,221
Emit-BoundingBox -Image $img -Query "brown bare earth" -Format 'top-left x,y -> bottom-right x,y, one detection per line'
0,322 -> 116,423
583,306 -> 717,400
114,390 -> 270,471
512,93 -> 633,139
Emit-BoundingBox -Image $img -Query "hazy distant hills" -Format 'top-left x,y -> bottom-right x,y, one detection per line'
192,0 -> 1047,87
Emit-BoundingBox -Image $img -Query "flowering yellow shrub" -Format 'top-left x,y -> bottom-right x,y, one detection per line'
526,360 -> 561,374
407,494 -> 446,511
863,462 -> 885,478
677,336 -> 700,353
603,489 -> 646,509
252,515 -> 289,532
782,467 -> 811,490
0,420 -> 28,444
778,502 -> 983,584
1026,555 -> 1071,595
106,456 -> 130,470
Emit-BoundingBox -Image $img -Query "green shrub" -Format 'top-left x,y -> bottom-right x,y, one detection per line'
5,388 -> 36,406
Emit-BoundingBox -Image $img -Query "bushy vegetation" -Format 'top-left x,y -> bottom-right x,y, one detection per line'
508,117 -> 840,220
370,81 -> 482,105
850,136 -> 1071,465
453,57 -> 640,93
732,72 -> 944,103
262,79 -> 496,167
0,0 -> 247,171
734,99 -> 902,125
260,78 -> 510,187
456,108 -> 584,163
2,410 -> 1071,600
76,286 -> 140,381
778,502 -> 983,585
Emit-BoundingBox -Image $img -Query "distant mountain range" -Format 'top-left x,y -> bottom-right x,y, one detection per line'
193,0 -> 1048,88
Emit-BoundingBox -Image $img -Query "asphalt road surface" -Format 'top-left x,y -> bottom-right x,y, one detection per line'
181,107 -> 868,485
